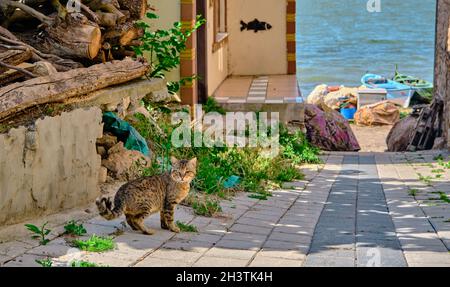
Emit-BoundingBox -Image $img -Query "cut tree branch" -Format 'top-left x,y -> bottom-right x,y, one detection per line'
0,0 -> 54,25
0,60 -> 37,78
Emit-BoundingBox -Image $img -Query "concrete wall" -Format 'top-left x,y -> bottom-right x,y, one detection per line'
145,0 -> 181,83
207,2 -> 230,96
435,0 -> 450,148
0,108 -> 103,226
227,0 -> 287,75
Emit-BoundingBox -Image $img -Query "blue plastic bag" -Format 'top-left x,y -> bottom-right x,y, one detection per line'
102,112 -> 150,157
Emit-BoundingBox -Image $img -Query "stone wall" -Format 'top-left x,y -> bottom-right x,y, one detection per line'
0,108 -> 103,225
435,0 -> 450,148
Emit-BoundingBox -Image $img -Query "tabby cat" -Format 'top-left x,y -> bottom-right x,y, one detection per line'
96,157 -> 197,235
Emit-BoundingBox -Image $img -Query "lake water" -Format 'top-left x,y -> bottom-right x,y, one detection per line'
297,0 -> 437,97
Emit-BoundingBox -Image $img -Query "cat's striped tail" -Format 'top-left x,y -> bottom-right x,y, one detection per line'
96,196 -> 123,220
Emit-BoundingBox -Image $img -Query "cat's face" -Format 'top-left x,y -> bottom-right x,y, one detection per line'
170,157 -> 197,183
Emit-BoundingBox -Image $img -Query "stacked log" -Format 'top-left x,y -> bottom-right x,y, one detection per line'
0,57 -> 150,121
0,0 -> 148,87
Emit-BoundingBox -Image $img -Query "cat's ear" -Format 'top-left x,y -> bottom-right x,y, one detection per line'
188,157 -> 197,167
170,156 -> 179,166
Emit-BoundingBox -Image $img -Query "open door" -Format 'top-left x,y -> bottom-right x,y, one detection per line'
196,0 -> 208,104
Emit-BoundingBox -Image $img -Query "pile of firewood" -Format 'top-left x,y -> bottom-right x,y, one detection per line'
0,0 -> 148,87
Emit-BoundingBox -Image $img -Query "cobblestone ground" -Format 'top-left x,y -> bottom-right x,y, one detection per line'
1,152 -> 450,267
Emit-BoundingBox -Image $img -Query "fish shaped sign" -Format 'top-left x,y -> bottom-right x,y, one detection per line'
240,19 -> 272,33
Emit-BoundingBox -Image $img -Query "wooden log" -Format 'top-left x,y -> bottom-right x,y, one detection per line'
96,11 -> 118,27
103,21 -> 143,46
0,58 -> 149,120
83,0 -> 126,22
0,49 -> 33,73
117,0 -> 147,20
0,26 -> 84,71
19,13 -> 102,60
0,63 -> 35,87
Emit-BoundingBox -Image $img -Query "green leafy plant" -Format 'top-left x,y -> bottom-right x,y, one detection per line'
431,169 -> 445,174
70,260 -> 104,267
437,158 -> 450,169
64,221 -> 87,236
417,173 -> 433,185
203,97 -> 226,115
25,222 -> 51,245
35,258 -> 53,267
73,235 -> 115,252
176,221 -> 198,233
408,189 -> 419,197
192,197 -> 222,217
279,126 -> 321,164
134,12 -> 206,94
248,192 -> 272,200
434,154 -> 445,161
435,192 -> 450,203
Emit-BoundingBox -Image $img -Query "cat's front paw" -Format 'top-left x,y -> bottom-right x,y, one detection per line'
161,221 -> 169,230
169,225 -> 180,233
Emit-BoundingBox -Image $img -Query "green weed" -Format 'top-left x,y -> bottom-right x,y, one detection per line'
70,260 -> 104,267
35,258 -> 53,267
248,192 -> 272,200
73,235 -> 115,252
176,221 -> 198,233
408,189 -> 419,197
25,222 -> 51,245
64,221 -> 87,236
434,154 -> 445,161
192,197 -> 222,217
417,173 -> 433,185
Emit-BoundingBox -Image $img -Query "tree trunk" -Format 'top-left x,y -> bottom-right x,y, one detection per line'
0,58 -> 149,120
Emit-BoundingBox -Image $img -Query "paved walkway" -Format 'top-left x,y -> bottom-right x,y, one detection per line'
1,152 -> 450,267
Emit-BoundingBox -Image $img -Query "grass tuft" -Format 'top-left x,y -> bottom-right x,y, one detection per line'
73,235 -> 115,252
64,221 -> 87,236
176,221 -> 198,233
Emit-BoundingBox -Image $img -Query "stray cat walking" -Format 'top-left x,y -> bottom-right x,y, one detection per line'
96,157 -> 197,235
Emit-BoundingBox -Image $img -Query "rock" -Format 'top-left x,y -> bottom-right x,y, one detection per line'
117,97 -> 131,118
98,166 -> 108,183
432,137 -> 446,150
97,146 -> 107,158
306,84 -> 328,105
145,86 -> 181,103
304,103 -> 360,151
386,116 -> 417,152
96,134 -> 118,150
127,105 -> 151,119
102,142 -> 151,180
354,101 -> 400,126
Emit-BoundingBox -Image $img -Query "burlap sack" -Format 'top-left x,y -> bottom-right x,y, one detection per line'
354,101 -> 400,126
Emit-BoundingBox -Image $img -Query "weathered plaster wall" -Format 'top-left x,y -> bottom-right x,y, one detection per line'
435,0 -> 450,148
207,2 -> 230,96
227,0 -> 287,75
0,108 -> 103,226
